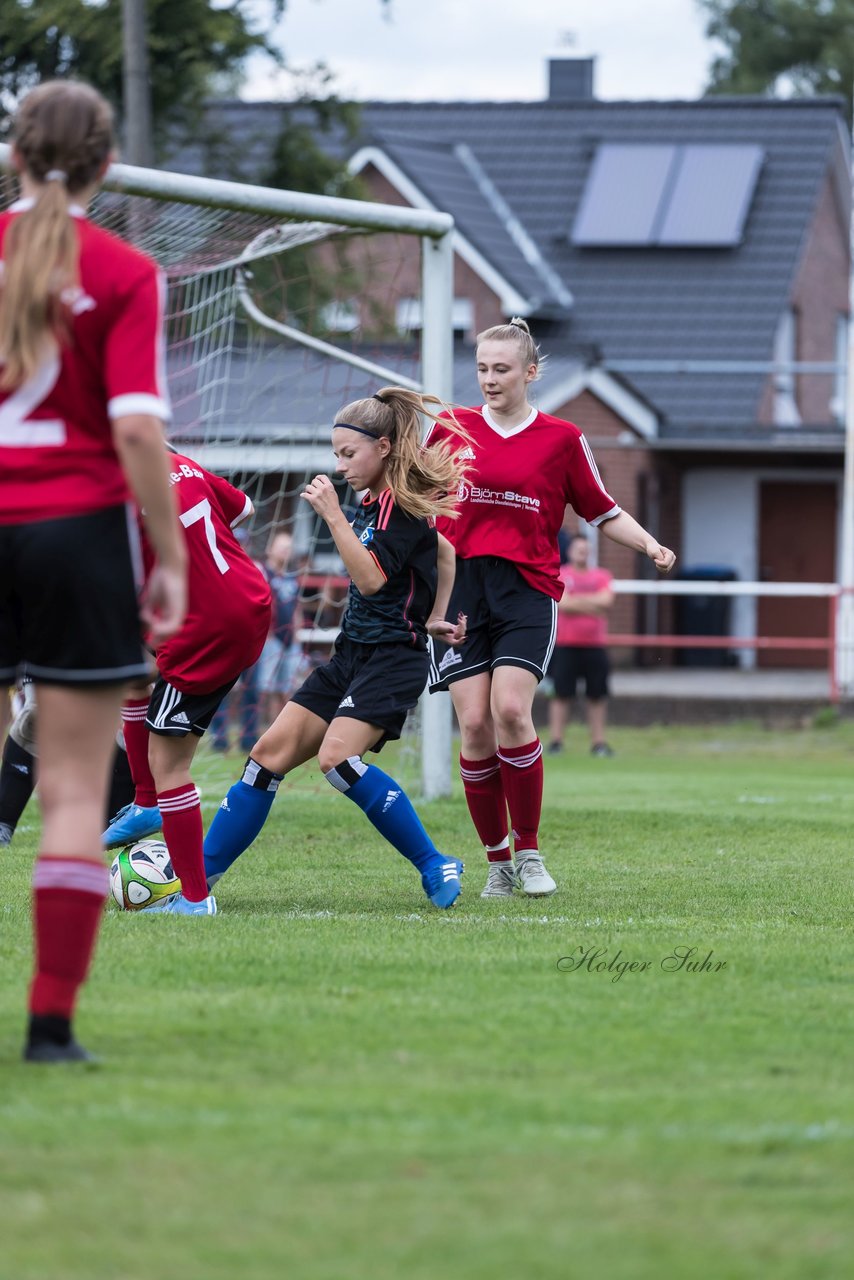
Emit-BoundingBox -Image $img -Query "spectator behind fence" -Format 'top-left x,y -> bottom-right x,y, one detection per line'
257,531 -> 303,725
548,532 -> 615,757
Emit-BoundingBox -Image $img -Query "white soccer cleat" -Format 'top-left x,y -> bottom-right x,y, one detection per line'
515,851 -> 557,897
480,862 -> 518,898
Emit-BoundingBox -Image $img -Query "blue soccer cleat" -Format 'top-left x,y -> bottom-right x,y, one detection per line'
144,893 -> 217,916
102,803 -> 162,849
421,856 -> 464,909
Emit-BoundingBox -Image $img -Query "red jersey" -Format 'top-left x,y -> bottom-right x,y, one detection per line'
425,406 -> 620,601
0,200 -> 170,525
144,455 -> 272,693
556,565 -> 613,646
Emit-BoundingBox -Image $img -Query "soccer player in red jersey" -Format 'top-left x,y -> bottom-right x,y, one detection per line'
0,81 -> 187,1062
425,319 -> 676,899
102,451 -> 272,916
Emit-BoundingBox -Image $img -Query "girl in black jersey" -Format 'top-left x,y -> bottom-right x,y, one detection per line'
203,387 -> 471,908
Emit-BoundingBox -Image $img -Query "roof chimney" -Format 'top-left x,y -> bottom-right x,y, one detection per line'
548,57 -> 595,101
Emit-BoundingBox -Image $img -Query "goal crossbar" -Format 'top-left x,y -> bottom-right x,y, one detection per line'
0,145 -> 454,239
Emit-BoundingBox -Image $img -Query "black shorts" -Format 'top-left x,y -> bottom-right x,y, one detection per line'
549,646 -> 610,700
291,634 -> 428,750
429,556 -> 557,692
147,674 -> 238,737
0,505 -> 148,687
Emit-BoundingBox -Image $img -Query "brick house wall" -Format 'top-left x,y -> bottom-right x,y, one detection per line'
555,389 -> 655,651
792,172 -> 850,423
756,172 -> 849,426
363,166 -> 508,337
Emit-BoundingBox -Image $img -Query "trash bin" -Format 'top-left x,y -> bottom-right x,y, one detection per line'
674,566 -> 737,667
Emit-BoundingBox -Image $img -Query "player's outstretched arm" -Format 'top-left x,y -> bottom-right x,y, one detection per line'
599,511 -> 676,574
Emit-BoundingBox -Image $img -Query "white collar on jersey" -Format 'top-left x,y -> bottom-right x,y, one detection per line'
481,403 -> 538,438
10,197 -> 87,217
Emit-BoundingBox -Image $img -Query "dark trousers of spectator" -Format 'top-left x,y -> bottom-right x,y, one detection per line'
209,661 -> 262,752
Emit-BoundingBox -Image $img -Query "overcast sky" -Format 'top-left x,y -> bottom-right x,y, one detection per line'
243,0 -> 721,103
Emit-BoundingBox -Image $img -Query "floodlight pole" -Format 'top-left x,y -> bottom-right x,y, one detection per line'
836,104 -> 854,695
419,230 -> 455,799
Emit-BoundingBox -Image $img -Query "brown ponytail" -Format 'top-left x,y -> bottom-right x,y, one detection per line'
0,81 -> 114,390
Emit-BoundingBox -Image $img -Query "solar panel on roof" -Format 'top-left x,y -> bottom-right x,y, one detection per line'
658,145 -> 764,246
572,143 -> 764,247
571,144 -> 676,245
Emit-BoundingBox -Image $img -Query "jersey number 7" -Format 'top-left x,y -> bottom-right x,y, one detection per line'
180,498 -> 230,575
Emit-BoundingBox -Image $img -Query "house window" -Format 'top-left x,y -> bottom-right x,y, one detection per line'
397,297 -> 474,336
773,309 -> 800,426
320,301 -> 360,334
831,313 -> 849,425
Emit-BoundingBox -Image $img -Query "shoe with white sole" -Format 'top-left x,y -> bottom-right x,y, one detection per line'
480,862 -> 518,898
515,850 -> 557,897
145,892 -> 217,916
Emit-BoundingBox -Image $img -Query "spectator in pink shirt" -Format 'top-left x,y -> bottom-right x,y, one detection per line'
547,532 -> 616,757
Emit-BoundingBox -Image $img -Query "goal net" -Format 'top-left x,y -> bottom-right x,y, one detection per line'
0,156 -> 455,798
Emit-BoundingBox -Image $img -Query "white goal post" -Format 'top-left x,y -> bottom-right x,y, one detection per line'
0,147 -> 457,799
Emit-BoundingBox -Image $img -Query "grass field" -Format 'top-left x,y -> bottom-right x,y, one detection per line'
1,722 -> 853,1279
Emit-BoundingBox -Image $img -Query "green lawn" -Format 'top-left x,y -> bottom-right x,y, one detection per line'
1,723 -> 853,1279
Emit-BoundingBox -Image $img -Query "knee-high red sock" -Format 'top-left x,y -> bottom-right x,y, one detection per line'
497,739 -> 544,854
121,699 -> 157,807
158,784 -> 208,901
459,752 -> 510,861
30,856 -> 109,1018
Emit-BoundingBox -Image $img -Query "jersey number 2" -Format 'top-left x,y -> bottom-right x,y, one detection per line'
0,352 -> 65,446
180,498 -> 230,575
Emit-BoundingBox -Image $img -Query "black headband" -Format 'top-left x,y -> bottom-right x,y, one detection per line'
333,421 -> 379,439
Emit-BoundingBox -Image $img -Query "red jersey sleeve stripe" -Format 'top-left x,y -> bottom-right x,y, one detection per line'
231,493 -> 253,528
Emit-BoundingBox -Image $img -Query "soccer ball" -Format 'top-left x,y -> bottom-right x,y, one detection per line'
110,839 -> 181,911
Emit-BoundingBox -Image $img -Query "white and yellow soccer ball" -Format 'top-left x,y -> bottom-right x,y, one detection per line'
110,839 -> 181,911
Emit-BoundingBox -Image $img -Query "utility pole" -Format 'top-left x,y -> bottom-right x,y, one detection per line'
122,0 -> 154,167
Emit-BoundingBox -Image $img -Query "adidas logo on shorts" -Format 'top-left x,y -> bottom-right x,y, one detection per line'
171,711 -> 190,725
439,649 -> 463,672
338,695 -> 355,709
382,789 -> 401,812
